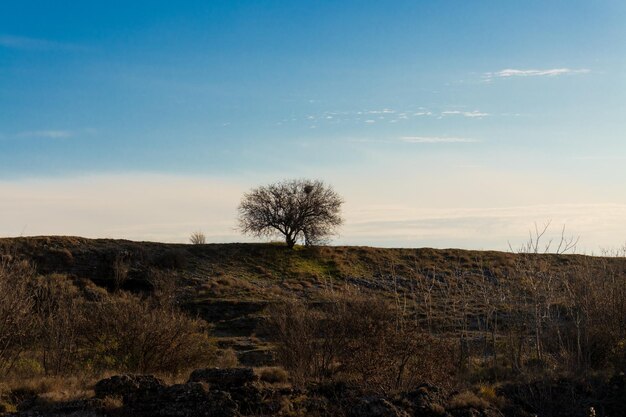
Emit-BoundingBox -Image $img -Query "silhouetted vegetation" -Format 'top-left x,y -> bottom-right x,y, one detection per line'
189,231 -> 206,245
238,179 -> 343,248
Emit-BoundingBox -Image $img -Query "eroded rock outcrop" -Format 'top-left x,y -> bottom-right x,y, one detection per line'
92,372 -> 240,417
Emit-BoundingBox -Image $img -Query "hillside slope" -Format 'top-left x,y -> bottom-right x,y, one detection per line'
2,236 -> 626,417
2,236 -> 625,365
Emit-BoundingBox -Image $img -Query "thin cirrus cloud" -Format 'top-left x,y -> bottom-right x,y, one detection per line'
441,110 -> 489,118
0,34 -> 83,51
17,130 -> 74,139
299,107 -> 489,126
346,136 -> 480,144
400,136 -> 480,144
484,68 -> 590,80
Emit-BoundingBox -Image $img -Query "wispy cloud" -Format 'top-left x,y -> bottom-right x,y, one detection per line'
15,128 -> 97,139
441,110 -> 489,118
346,136 -> 481,145
0,34 -> 83,51
18,130 -> 74,139
291,106 -> 492,127
400,136 -> 479,144
366,109 -> 395,114
484,68 -> 590,80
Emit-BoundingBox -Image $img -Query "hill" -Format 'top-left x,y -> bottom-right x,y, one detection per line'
0,236 -> 613,304
1,236 -> 625,416
2,236 -> 624,363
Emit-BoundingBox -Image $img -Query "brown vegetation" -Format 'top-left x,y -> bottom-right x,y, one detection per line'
1,236 -> 625,416
266,290 -> 457,393
0,258 -> 215,381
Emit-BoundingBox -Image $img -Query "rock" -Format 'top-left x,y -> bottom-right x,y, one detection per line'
349,396 -> 411,417
94,375 -> 241,417
94,374 -> 165,401
302,396 -> 332,416
11,398 -> 106,417
156,383 -> 240,417
449,408 -> 503,417
162,382 -> 213,403
188,367 -> 258,388
449,409 -> 483,417
400,383 -> 447,416
176,368 -> 264,416
237,348 -> 275,367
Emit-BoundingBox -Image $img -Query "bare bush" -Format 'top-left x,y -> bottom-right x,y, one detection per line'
82,294 -> 215,374
0,259 -> 36,376
31,274 -> 83,375
266,291 -> 456,393
556,258 -> 626,371
505,223 -> 626,374
112,252 -> 130,291
189,231 -> 206,245
0,256 -> 216,378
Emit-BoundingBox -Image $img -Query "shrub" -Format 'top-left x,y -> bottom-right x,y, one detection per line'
265,292 -> 457,393
31,274 -> 83,375
111,253 -> 130,291
82,294 -> 215,374
449,391 -> 489,410
0,259 -> 37,376
189,232 -> 207,245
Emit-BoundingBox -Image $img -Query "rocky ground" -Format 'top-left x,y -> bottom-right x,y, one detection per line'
5,368 -> 625,417
4,367 -> 495,417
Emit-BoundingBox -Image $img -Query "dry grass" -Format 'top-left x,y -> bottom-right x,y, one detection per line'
0,375 -> 99,410
215,348 -> 240,368
448,390 -> 489,410
478,384 -> 506,409
256,366 -> 289,384
100,395 -> 124,412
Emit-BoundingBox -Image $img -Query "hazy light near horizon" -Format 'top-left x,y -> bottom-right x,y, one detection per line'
1,174 -> 624,253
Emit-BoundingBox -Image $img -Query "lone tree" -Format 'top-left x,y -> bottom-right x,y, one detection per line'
238,179 -> 343,248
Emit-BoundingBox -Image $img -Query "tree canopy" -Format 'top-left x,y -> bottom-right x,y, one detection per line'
238,179 -> 343,248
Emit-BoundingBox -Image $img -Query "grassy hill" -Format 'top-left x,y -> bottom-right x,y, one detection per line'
1,236 -> 625,416
2,236 -> 624,351
4,235 -> 618,297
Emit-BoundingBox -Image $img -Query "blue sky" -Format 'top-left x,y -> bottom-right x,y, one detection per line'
1,1 -> 625,251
